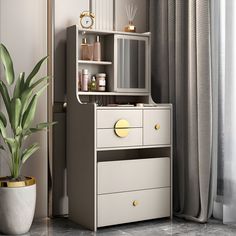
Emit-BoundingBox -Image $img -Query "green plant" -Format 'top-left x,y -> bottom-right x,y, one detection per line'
0,43 -> 55,180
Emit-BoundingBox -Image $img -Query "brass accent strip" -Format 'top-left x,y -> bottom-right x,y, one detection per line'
155,123 -> 161,130
132,200 -> 139,207
114,119 -> 130,138
0,177 -> 36,188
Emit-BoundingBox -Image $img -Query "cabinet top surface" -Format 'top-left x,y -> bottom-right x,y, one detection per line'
70,25 -> 151,37
96,104 -> 172,110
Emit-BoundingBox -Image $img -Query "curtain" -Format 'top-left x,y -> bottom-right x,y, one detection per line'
211,0 -> 236,223
150,0 -> 214,222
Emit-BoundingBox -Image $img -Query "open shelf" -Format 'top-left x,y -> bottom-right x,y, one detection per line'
78,91 -> 149,96
78,60 -> 112,65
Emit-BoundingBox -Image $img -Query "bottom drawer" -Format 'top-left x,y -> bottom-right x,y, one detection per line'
97,188 -> 170,227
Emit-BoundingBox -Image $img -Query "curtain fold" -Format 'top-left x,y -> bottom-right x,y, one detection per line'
150,0 -> 214,222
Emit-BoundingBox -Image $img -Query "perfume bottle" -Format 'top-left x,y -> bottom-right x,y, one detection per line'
81,37 -> 93,60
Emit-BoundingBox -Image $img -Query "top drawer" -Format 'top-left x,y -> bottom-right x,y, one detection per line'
97,110 -> 142,129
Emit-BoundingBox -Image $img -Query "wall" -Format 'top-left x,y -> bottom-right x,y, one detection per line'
0,0 -> 48,218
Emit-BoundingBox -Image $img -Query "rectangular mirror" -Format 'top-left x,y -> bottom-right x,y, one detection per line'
114,35 -> 149,93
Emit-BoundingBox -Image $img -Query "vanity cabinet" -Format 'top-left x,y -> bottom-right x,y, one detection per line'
66,25 -> 172,231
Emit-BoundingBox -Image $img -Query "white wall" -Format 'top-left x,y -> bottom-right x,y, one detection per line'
0,0 -> 48,218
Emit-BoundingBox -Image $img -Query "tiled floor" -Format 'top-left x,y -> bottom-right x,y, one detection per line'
14,217 -> 236,236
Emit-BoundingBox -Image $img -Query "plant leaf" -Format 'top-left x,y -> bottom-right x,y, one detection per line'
37,122 -> 57,129
0,120 -> 7,138
0,43 -> 15,85
25,56 -> 48,88
0,112 -> 7,127
4,138 -> 17,155
13,72 -> 25,98
21,143 -> 39,164
0,81 -> 11,116
30,76 -> 50,90
10,98 -> 22,131
21,95 -> 38,130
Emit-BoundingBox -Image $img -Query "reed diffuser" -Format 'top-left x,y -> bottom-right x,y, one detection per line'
124,3 -> 137,32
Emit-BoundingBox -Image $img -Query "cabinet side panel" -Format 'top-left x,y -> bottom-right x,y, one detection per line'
67,26 -> 96,230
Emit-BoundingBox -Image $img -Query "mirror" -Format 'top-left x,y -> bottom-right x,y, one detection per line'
117,38 -> 146,90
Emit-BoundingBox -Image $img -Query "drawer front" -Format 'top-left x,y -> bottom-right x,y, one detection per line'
97,128 -> 142,148
143,109 -> 171,146
97,110 -> 142,128
98,188 -> 171,227
98,158 -> 170,194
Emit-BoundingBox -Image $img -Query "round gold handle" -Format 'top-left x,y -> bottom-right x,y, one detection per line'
114,119 -> 130,138
155,123 -> 161,130
132,200 -> 139,207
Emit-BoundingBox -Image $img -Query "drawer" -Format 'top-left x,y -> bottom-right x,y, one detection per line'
143,109 -> 171,146
98,158 -> 170,194
97,128 -> 142,148
97,110 -> 142,128
97,188 -> 171,227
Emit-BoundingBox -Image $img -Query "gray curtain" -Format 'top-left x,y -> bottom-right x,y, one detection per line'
150,0 -> 214,222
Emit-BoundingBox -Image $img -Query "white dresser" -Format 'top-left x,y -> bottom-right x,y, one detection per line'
66,25 -> 172,231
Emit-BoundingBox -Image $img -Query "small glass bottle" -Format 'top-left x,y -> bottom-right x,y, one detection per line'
90,76 -> 96,91
96,73 -> 106,91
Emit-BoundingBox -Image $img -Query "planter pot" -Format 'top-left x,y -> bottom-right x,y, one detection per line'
0,177 -> 36,235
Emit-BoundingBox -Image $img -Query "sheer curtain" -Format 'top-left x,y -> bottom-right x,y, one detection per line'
211,0 -> 236,223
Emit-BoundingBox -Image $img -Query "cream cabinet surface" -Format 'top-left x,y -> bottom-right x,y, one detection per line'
66,25 -> 172,231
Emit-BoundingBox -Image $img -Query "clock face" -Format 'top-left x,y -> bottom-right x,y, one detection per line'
80,15 -> 93,29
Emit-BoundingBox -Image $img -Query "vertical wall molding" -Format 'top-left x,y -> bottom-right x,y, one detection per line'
91,0 -> 113,30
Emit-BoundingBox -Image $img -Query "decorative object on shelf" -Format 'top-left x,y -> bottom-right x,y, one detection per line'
80,11 -> 95,29
124,3 -> 137,32
93,35 -> 101,61
81,37 -> 93,60
96,73 -> 106,91
0,43 -> 56,235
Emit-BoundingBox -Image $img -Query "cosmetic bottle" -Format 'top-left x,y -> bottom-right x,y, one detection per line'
81,38 -> 93,60
96,73 -> 106,91
93,36 -> 101,61
90,76 -> 96,91
81,69 -> 89,91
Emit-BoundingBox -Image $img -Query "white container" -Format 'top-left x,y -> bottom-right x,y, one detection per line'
0,177 -> 36,235
81,69 -> 89,91
93,36 -> 101,61
96,73 -> 106,91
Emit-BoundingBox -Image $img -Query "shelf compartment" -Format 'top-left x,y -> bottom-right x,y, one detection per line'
78,91 -> 149,96
78,60 -> 112,65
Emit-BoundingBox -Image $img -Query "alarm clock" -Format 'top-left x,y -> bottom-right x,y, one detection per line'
80,11 -> 95,29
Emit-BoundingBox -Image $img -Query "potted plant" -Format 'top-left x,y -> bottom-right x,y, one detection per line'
0,43 -> 55,235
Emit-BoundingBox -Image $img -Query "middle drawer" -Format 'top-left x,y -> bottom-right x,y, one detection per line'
98,158 -> 170,194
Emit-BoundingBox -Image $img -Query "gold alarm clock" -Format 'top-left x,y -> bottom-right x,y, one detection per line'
80,11 -> 95,29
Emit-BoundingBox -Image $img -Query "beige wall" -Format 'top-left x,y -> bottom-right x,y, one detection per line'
0,0 -> 48,218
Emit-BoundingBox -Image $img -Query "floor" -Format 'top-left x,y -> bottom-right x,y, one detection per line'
15,217 -> 236,236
